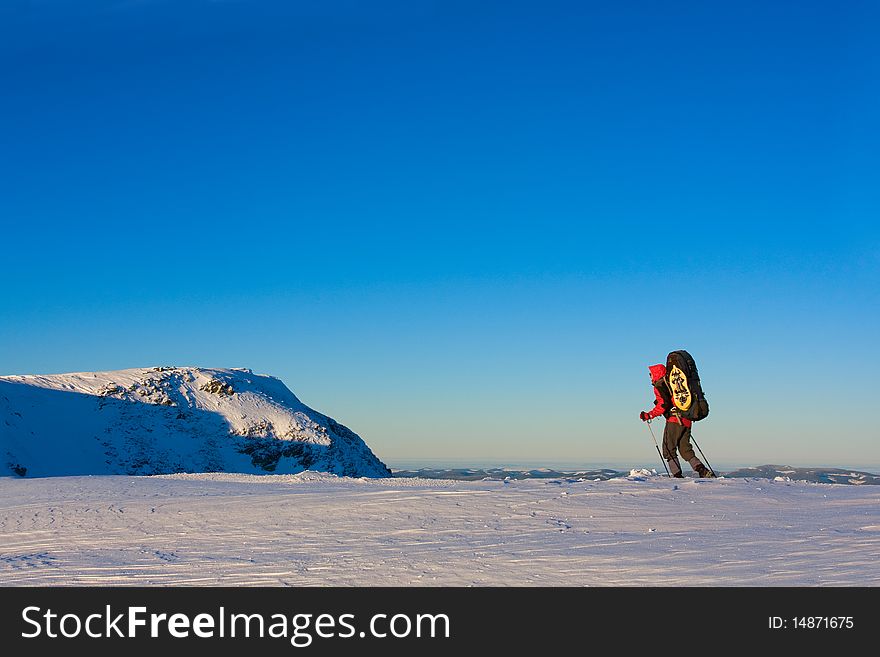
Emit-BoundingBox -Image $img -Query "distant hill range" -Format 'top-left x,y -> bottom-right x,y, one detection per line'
392,464 -> 880,485
721,465 -> 880,485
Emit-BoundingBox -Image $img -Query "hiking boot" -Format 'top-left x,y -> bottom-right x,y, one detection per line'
696,465 -> 716,478
672,472 -> 684,478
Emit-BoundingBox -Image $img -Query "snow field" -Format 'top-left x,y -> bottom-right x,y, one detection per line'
1,472 -> 878,586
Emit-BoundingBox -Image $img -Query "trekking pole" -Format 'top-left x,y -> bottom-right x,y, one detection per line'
645,419 -> 671,477
691,435 -> 716,477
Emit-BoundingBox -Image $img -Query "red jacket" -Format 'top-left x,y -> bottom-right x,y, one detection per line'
645,364 -> 692,427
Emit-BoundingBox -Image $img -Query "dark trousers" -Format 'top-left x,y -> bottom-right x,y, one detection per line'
662,420 -> 703,476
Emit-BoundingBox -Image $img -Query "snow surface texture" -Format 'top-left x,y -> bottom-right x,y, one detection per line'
0,367 -> 389,478
1,472 -> 878,586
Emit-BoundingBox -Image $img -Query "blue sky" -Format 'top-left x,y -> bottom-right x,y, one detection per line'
1,1 -> 878,469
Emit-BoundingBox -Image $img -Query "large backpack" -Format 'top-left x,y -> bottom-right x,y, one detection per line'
665,350 -> 709,421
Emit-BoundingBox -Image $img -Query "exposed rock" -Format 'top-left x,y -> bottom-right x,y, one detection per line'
200,379 -> 235,396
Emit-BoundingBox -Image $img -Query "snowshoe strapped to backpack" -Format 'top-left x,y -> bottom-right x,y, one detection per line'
665,350 -> 709,421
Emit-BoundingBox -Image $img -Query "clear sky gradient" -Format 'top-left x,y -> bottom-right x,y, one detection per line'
1,1 -> 878,469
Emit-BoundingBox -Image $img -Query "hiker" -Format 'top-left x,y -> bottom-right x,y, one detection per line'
640,364 -> 714,478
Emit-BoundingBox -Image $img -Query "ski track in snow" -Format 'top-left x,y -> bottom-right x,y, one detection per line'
0,473 -> 878,586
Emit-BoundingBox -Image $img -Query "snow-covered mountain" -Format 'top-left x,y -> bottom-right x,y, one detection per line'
0,367 -> 390,478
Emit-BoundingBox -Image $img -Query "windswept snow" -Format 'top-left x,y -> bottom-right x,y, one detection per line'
0,367 -> 389,478
1,471 -> 878,586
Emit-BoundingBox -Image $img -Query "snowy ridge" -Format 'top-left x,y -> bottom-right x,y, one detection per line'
0,366 -> 390,478
391,465 -> 880,485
